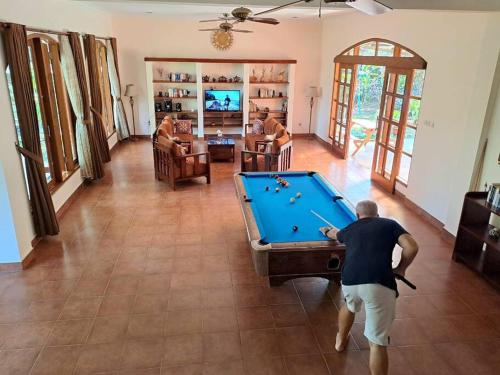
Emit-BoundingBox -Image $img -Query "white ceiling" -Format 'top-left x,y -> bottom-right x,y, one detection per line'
79,0 -> 344,18
79,0 -> 500,17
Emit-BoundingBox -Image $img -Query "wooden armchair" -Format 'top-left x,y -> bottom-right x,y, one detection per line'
241,139 -> 292,172
156,116 -> 195,153
244,117 -> 283,152
153,136 -> 210,190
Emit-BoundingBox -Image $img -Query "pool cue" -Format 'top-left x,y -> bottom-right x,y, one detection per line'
394,273 -> 417,290
310,210 -> 335,228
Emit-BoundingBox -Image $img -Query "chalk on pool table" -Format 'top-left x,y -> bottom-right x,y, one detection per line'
292,225 -> 298,232
296,192 -> 302,198
289,197 -> 296,203
265,186 -> 270,191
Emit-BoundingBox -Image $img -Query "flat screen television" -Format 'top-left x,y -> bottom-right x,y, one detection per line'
205,90 -> 241,112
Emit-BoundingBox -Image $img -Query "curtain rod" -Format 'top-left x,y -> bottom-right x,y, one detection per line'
0,22 -> 112,40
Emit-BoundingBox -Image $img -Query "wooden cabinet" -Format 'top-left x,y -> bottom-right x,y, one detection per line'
203,111 -> 243,130
453,192 -> 500,290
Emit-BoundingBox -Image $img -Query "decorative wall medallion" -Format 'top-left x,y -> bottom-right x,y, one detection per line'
211,30 -> 233,51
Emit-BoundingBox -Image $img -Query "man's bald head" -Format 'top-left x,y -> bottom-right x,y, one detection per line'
355,200 -> 378,219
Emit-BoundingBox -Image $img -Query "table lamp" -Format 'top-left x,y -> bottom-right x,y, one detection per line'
124,84 -> 137,141
306,86 -> 320,138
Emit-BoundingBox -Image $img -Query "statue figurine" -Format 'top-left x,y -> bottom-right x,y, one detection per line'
250,69 -> 258,83
269,66 -> 274,82
260,67 -> 266,82
157,67 -> 164,80
277,70 -> 286,82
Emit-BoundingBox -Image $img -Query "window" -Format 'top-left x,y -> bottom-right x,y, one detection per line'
8,34 -> 79,191
95,41 -> 115,136
331,38 -> 427,193
398,69 -> 425,183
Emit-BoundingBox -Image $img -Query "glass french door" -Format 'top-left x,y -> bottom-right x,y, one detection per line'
371,68 -> 413,192
329,63 -> 356,159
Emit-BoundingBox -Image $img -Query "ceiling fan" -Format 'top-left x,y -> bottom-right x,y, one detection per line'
199,0 -> 391,27
199,22 -> 253,33
199,7 -> 281,26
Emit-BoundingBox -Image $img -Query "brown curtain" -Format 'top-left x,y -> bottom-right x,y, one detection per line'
68,31 -> 104,179
83,34 -> 111,163
2,23 -> 59,236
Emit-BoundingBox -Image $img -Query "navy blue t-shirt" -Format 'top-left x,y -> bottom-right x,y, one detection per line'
337,217 -> 408,292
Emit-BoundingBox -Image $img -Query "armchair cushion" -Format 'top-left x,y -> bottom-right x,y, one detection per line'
243,154 -> 267,171
275,123 -> 286,138
245,134 -> 265,152
175,120 -> 192,134
159,117 -> 175,136
174,159 -> 208,178
263,117 -> 279,135
272,132 -> 291,154
176,134 -> 195,142
251,119 -> 264,135
158,135 -> 186,157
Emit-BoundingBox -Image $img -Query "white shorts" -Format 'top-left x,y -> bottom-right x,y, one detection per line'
342,283 -> 396,346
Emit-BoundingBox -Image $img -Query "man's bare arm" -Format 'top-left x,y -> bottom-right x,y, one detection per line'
393,233 -> 419,276
320,226 -> 339,240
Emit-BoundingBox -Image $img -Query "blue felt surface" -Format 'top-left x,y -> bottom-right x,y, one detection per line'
241,172 -> 356,243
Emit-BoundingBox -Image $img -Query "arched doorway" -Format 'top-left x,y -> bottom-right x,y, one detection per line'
328,38 -> 427,193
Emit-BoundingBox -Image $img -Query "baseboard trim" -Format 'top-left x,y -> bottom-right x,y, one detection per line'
313,134 -> 333,151
398,192 -> 456,244
0,243 -> 37,273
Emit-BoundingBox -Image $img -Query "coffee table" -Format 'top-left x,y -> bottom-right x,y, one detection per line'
207,137 -> 235,162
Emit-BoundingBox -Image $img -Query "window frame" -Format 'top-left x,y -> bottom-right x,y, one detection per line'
26,33 -> 79,192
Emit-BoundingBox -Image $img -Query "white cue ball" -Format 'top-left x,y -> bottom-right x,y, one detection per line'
290,197 -> 296,203
296,192 -> 302,198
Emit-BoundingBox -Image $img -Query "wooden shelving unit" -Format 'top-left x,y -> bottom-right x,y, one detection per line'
453,192 -> 500,290
153,80 -> 196,84
202,82 -> 243,85
145,58 -> 297,137
249,96 -> 288,100
155,111 -> 199,127
203,111 -> 243,129
250,81 -> 289,84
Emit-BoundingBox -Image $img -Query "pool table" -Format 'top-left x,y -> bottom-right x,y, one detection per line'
234,171 -> 357,286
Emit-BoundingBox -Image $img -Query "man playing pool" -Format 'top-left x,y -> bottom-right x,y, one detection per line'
319,200 -> 418,375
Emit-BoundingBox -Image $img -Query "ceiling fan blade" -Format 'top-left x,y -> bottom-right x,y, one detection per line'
344,0 -> 392,15
232,29 -> 254,33
254,0 -> 313,16
246,17 -> 280,25
198,28 -> 220,31
199,18 -> 236,23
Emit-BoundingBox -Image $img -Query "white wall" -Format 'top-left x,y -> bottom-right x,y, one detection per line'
110,14 -> 322,135
315,10 -> 500,235
0,161 -> 22,263
0,0 -> 114,260
480,53 -> 500,188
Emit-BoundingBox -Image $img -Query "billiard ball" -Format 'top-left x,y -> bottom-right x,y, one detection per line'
296,192 -> 302,198
292,225 -> 298,232
290,197 -> 296,203
275,187 -> 280,192
265,186 -> 270,191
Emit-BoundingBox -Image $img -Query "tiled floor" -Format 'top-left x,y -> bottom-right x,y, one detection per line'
1,138 -> 499,375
